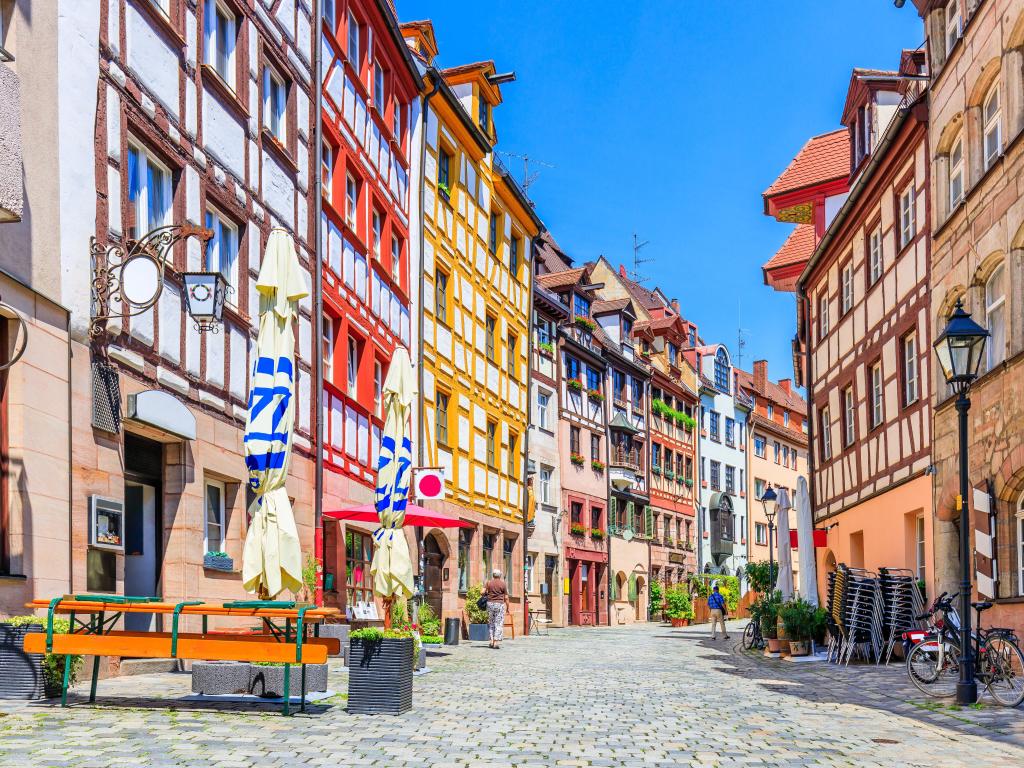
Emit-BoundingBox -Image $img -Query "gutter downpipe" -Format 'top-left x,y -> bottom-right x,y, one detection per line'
313,6 -> 324,605
521,235 -> 539,636
798,287 -> 816,526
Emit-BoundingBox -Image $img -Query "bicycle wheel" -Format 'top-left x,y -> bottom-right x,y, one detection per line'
984,635 -> 1024,707
907,639 -> 960,698
742,622 -> 755,651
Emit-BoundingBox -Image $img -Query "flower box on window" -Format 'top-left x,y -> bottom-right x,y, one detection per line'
684,478 -> 694,488
574,316 -> 596,333
664,470 -> 675,480
570,523 -> 587,537
651,466 -> 661,476
567,379 -> 583,392
570,452 -> 585,466
437,181 -> 451,203
587,389 -> 605,403
590,528 -> 606,540
538,341 -> 555,358
590,460 -> 605,472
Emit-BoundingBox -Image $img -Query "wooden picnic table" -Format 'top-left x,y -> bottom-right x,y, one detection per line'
23,595 -> 342,715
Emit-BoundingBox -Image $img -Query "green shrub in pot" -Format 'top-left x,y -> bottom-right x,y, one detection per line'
664,586 -> 694,621
778,598 -> 816,641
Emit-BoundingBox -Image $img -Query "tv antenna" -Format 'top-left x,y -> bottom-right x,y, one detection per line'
737,300 -> 749,369
498,151 -> 554,195
629,233 -> 653,285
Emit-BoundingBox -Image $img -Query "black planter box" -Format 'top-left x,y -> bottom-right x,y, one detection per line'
0,624 -> 59,700
468,623 -> 490,642
347,637 -> 413,715
203,554 -> 235,572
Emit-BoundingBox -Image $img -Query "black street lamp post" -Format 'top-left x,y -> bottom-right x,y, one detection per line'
761,486 -> 778,593
933,299 -> 989,706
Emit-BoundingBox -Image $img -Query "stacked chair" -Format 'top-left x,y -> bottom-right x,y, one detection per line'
825,564 -> 889,666
878,568 -> 926,665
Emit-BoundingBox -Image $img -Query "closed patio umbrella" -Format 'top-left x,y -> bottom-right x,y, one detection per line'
370,347 -> 416,626
775,487 -> 795,601
241,229 -> 308,599
795,476 -> 819,607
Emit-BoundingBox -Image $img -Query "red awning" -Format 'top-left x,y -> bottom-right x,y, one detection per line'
790,529 -> 828,548
323,504 -> 474,528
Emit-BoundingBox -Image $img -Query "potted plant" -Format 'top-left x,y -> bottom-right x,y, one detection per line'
664,586 -> 694,627
684,478 -> 694,488
538,341 -> 555,357
569,522 -> 587,537
779,598 -> 816,656
574,316 -> 596,332
437,180 -> 451,201
589,528 -> 605,541
464,584 -> 490,641
567,379 -> 583,392
348,627 -> 415,714
648,580 -> 664,621
587,388 -> 605,403
0,616 -> 82,699
203,550 -> 234,572
570,452 -> 585,467
590,459 -> 605,472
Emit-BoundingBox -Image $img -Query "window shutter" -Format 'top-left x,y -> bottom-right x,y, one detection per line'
645,505 -> 653,538
628,573 -> 638,602
610,574 -> 618,601
609,497 -> 618,534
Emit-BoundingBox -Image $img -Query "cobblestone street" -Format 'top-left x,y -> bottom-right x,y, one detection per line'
0,622 -> 1021,767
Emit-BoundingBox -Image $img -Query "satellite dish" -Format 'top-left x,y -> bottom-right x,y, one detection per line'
120,254 -> 162,307
622,529 -> 634,542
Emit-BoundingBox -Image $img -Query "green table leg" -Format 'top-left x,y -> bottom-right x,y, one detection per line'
89,656 -> 100,703
300,665 -> 307,713
60,655 -> 71,707
282,664 -> 291,716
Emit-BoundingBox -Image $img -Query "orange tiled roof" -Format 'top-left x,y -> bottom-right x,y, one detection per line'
763,129 -> 850,199
735,369 -> 807,417
763,224 -> 816,272
536,267 -> 588,292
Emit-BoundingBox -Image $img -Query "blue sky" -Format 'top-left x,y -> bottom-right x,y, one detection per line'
397,0 -> 923,385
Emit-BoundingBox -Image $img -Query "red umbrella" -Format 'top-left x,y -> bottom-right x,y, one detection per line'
323,504 -> 473,528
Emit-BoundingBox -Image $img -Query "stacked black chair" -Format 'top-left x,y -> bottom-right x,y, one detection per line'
878,568 -> 926,665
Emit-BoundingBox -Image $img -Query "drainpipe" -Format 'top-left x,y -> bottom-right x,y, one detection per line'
521,239 -> 538,636
313,3 -> 325,606
797,287 -> 816,518
604,363 -> 613,628
67,315 -> 74,594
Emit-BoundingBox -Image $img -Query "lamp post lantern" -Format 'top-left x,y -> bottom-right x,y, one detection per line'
933,299 -> 989,705
760,486 -> 778,594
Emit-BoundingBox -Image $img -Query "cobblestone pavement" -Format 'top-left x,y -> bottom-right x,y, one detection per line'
1,621 -> 1022,767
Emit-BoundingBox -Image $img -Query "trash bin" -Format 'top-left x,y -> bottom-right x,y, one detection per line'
444,617 -> 461,646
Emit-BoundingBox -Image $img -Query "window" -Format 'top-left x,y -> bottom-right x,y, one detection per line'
346,529 -> 373,606
321,142 -> 333,202
652,443 -> 661,470
899,184 -> 915,248
263,65 -> 287,143
755,522 -> 768,546
945,0 -> 961,54
438,148 -> 451,192
489,211 -> 499,255
346,336 -> 361,398
507,333 -> 518,377
478,95 -> 490,133
590,433 -> 601,462
458,528 -> 472,592
586,367 -> 602,392
345,173 -> 358,227
322,0 -> 335,31
949,135 -> 964,209
916,515 -> 926,582
709,411 -> 720,441
204,208 -> 239,298
766,404 -> 774,419
710,461 -> 721,491
754,478 -> 766,499
1017,493 -> 1024,595
820,406 -> 832,460
371,209 -> 382,259
539,467 -> 552,504
818,292 -> 830,340
631,378 -> 642,409
204,479 -> 225,553
668,343 -> 679,366
524,553 -> 534,594
725,465 -> 735,493
841,262 -> 853,314
373,360 -> 382,418
507,432 -> 518,477
985,264 -> 1006,370
436,391 -> 450,446
843,387 -> 855,447
714,348 -> 729,392
391,234 -> 402,284
573,294 -> 591,319
565,356 -> 580,382
685,455 -> 693,481
482,533 -> 495,582
725,417 -> 735,446
126,142 -> 172,240
537,391 -> 550,430
346,11 -> 360,67
485,314 -> 496,362
754,435 -> 766,458
773,441 -> 781,463
148,0 -> 171,16
486,420 -> 497,468
373,62 -> 385,113
903,331 -> 919,405
871,362 -> 883,427
435,270 -> 448,324
591,506 -> 603,531
205,0 -> 237,88
322,315 -> 335,385
392,100 -> 403,142
570,501 -> 582,525
509,235 -> 519,277
613,370 -> 626,402
783,411 -> 790,427
983,83 -> 1001,171
868,227 -> 883,285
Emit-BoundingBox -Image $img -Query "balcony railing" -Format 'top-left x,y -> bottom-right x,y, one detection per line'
609,447 -> 641,471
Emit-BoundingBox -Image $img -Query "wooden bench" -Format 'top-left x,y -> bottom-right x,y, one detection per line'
25,596 -> 341,715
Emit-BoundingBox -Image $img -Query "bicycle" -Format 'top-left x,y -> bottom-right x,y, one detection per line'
906,592 -> 1024,707
742,615 -> 764,651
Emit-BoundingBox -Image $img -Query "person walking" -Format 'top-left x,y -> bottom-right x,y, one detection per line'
483,568 -> 511,649
708,583 -> 729,640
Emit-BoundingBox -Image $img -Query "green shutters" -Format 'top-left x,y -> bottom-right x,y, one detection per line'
628,573 -> 638,602
644,505 -> 654,538
609,497 -> 619,535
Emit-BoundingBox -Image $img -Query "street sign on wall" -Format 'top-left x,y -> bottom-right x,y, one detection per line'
412,468 -> 445,500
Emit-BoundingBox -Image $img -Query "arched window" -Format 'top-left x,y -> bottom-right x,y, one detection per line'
949,132 -> 964,208
985,264 -> 1006,370
983,82 -> 1002,170
714,348 -> 730,393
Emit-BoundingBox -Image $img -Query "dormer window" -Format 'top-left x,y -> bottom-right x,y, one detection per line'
573,294 -> 590,319
945,0 -> 961,55
668,342 -> 678,366
478,95 -> 490,133
622,317 -> 633,338
714,348 -> 730,393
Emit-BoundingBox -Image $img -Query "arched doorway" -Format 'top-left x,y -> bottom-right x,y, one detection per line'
634,575 -> 647,621
423,532 -> 447,619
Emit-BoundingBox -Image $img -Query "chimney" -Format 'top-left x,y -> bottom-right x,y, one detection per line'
619,264 -> 628,278
779,378 -> 792,395
670,298 -> 680,314
753,359 -> 768,392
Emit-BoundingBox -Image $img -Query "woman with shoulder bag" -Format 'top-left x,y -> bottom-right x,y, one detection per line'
482,569 -> 511,648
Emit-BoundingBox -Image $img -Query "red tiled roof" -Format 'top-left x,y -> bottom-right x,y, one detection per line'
763,129 -> 850,199
735,369 -> 807,417
763,224 -> 815,272
747,412 -> 808,447
591,298 -> 632,315
536,267 -> 588,291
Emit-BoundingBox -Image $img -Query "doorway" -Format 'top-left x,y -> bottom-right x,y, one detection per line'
124,433 -> 163,632
423,532 -> 446,619
543,555 -> 556,617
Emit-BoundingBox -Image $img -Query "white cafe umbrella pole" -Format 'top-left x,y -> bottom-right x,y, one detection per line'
775,488 -> 795,601
241,230 -> 308,599
796,476 -> 819,607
